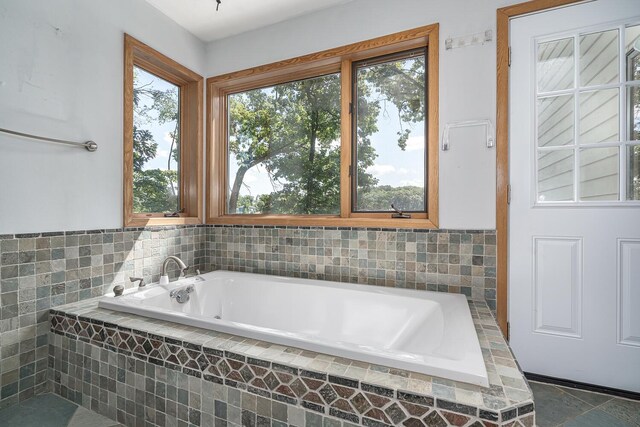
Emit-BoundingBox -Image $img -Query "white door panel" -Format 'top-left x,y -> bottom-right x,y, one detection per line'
509,0 -> 640,392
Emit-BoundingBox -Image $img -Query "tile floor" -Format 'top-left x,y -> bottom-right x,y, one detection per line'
0,382 -> 638,426
530,381 -> 640,427
0,393 -> 121,427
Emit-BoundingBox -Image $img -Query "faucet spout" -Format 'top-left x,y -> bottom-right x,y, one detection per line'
159,256 -> 188,285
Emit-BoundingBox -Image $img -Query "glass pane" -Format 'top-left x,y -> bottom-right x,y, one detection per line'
538,95 -> 574,147
579,89 -> 619,144
354,50 -> 426,212
629,85 -> 640,141
132,66 -> 180,213
625,25 -> 640,82
227,73 -> 341,215
627,145 -> 640,200
537,38 -> 574,93
580,29 -> 619,87
579,147 -> 619,201
538,149 -> 574,202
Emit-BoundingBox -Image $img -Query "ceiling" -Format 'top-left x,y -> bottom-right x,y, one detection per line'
145,0 -> 354,43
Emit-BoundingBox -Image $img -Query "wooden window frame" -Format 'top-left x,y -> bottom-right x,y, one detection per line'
206,24 -> 439,229
123,34 -> 203,227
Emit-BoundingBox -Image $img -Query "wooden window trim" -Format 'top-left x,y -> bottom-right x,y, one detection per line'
206,24 -> 439,229
123,34 -> 203,227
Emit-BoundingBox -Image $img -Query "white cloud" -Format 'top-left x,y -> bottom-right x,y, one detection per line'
405,135 -> 425,152
156,149 -> 169,159
400,179 -> 424,187
367,164 -> 396,176
163,132 -> 175,144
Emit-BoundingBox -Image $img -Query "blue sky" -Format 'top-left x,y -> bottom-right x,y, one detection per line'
133,67 -> 179,172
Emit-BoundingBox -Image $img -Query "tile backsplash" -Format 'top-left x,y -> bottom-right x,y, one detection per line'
0,224 -> 495,406
0,226 -> 206,407
205,226 -> 496,308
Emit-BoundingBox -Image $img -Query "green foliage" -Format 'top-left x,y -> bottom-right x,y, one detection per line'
358,185 -> 424,212
228,73 -> 350,214
357,54 -> 425,150
133,169 -> 178,213
132,67 -> 181,213
133,126 -> 157,173
228,54 -> 427,215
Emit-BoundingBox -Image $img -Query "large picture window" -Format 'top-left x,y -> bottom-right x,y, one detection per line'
207,25 -> 439,228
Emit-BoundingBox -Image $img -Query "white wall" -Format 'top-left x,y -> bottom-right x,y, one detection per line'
0,0 -> 518,233
205,0 -> 520,229
0,0 -> 206,234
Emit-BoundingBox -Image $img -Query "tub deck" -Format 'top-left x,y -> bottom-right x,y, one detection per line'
50,298 -> 534,426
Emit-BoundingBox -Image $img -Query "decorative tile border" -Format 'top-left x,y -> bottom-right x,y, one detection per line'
49,299 -> 533,426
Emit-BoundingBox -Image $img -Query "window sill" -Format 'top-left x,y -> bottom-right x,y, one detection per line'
206,215 -> 438,229
125,216 -> 202,227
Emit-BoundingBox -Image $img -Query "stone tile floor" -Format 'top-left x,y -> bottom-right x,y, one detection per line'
0,393 -> 122,427
531,381 -> 640,427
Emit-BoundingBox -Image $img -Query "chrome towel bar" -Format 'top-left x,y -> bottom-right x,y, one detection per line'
0,127 -> 98,152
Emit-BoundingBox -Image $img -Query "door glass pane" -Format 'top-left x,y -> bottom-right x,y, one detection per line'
580,29 -> 619,87
353,50 -> 426,212
626,25 -> 640,82
538,95 -> 574,147
579,89 -> 619,144
628,85 -> 640,141
132,66 -> 180,214
538,149 -> 575,202
579,147 -> 619,201
628,145 -> 640,200
227,73 -> 341,215
537,38 -> 574,93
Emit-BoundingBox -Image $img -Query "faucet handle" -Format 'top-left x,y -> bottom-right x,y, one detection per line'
130,277 -> 145,287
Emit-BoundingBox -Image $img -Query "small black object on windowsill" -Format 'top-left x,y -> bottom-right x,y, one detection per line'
164,208 -> 185,218
391,204 -> 411,219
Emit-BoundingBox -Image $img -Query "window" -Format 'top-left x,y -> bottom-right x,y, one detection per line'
352,50 -> 427,215
227,73 -> 341,215
535,23 -> 640,204
207,25 -> 439,228
124,35 -> 203,226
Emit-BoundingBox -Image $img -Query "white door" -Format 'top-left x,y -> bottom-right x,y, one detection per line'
509,0 -> 640,393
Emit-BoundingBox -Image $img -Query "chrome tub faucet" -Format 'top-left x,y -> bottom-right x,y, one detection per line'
159,256 -> 189,285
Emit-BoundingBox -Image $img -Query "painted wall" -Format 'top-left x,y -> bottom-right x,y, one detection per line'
205,0 -> 520,230
0,0 -> 206,234
0,0 -> 517,234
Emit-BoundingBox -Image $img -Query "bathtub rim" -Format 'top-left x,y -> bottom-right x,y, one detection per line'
98,270 -> 489,388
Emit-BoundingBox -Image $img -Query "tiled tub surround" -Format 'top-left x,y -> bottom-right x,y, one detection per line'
204,226 -> 497,310
0,224 -> 495,409
49,299 -> 533,426
98,271 -> 489,387
0,226 -> 207,408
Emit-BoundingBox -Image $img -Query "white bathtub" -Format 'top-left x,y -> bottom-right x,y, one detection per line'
98,270 -> 489,387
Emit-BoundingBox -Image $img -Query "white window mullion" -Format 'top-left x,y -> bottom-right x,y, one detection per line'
574,35 -> 580,202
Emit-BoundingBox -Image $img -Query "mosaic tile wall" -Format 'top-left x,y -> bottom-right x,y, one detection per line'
0,223 -> 497,409
0,226 -> 206,408
204,226 -> 497,309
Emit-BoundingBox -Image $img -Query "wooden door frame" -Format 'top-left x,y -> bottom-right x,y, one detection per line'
495,0 -> 583,338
